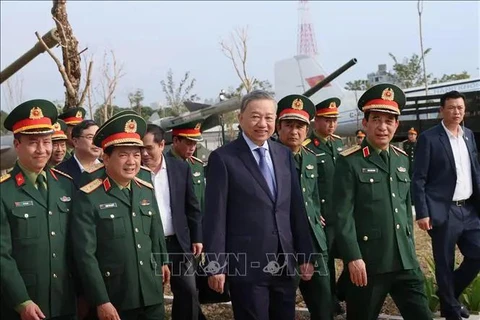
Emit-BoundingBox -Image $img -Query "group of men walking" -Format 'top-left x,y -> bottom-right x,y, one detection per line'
1,84 -> 479,320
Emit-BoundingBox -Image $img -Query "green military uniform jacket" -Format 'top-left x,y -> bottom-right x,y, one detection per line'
166,150 -> 205,211
0,164 -> 76,318
333,141 -> 419,275
304,132 -> 344,246
79,162 -> 152,187
402,140 -> 416,177
63,146 -> 73,161
71,173 -> 168,311
294,146 -> 328,255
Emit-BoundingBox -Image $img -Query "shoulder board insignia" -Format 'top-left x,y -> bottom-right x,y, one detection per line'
134,177 -> 153,189
51,168 -> 73,180
340,145 -> 361,157
84,162 -> 104,173
331,134 -> 342,140
301,145 -> 316,155
80,178 -> 102,194
0,173 -> 11,184
190,155 -> 204,164
302,138 -> 312,146
140,165 -> 152,172
392,145 -> 407,156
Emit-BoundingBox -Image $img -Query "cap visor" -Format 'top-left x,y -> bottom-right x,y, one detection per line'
367,108 -> 400,115
278,114 -> 310,124
184,136 -> 204,142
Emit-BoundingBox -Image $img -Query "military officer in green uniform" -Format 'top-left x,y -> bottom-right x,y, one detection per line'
304,97 -> 345,314
58,107 -> 86,160
402,127 -> 417,178
166,121 -> 205,211
333,84 -> 432,320
355,129 -> 366,145
48,119 -> 69,167
71,112 -> 170,320
1,99 -> 77,320
276,94 -> 332,320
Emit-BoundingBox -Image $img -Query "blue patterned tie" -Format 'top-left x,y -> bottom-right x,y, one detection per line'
255,147 -> 276,198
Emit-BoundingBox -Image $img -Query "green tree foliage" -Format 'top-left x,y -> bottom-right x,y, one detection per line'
128,89 -> 144,115
430,71 -> 470,84
388,49 -> 432,88
160,69 -> 199,117
344,80 -> 372,91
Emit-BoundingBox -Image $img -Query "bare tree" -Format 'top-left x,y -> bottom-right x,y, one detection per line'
82,55 -> 95,119
1,74 -> 24,112
35,0 -> 93,110
220,26 -> 255,94
418,0 -> 429,96
97,50 -> 125,123
160,69 -> 199,117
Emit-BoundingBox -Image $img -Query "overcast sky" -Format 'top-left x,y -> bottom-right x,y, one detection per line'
1,1 -> 479,111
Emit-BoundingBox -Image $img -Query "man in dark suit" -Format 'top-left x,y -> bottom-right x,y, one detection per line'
413,90 -> 480,320
203,90 -> 315,320
57,119 -> 102,187
142,124 -> 204,320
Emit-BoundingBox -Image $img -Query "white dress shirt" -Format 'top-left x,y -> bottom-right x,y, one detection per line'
152,155 -> 175,236
441,121 -> 473,201
73,154 -> 100,173
242,132 -> 277,189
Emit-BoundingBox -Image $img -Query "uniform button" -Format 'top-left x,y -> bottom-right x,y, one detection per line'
197,180 -> 201,183
132,212 -> 136,217
395,208 -> 398,213
24,214 -> 29,218
51,231 -> 56,236
139,261 -> 144,266
333,157 -> 336,161
302,188 -> 306,192
305,202 -> 308,206
105,271 -> 111,277
53,273 -> 57,278
310,174 -> 314,178
110,214 -> 115,219
321,199 -> 325,203
363,236 -> 368,241
52,253 -> 56,258
396,224 -> 400,229
148,211 -> 152,216
390,177 -> 393,181
137,244 -> 141,249
135,228 -> 139,233
48,211 -> 53,215
300,174 -> 303,178
369,178 -> 374,183
321,160 -> 325,163
392,193 -> 396,197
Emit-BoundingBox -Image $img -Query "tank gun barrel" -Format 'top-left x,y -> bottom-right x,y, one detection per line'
0,28 -> 60,84
303,58 -> 357,97
155,97 -> 242,130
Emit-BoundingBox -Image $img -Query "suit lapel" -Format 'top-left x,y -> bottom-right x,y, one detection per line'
131,178 -> 141,211
318,140 -> 332,156
268,141 -> 280,201
438,126 -> 456,170
236,137 -> 275,202
362,144 -> 388,173
164,156 -> 177,214
104,175 -> 131,207
13,165 -> 47,209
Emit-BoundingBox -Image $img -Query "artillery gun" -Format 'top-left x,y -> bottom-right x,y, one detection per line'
0,28 -> 60,84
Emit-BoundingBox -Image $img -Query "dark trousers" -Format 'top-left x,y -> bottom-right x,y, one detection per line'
298,252 -> 333,320
345,268 -> 432,320
229,275 -> 296,320
429,201 -> 480,317
166,236 -> 204,320
119,303 -> 165,320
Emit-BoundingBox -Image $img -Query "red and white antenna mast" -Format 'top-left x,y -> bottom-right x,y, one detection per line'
297,0 -> 318,57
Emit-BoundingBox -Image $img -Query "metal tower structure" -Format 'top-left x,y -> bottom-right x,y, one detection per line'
297,0 -> 318,57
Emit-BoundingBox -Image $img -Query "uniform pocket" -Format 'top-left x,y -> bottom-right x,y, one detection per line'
357,228 -> 382,264
57,201 -> 70,235
140,206 -> 154,235
98,210 -> 126,239
396,171 -> 411,200
11,208 -> 39,239
358,174 -> 383,201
